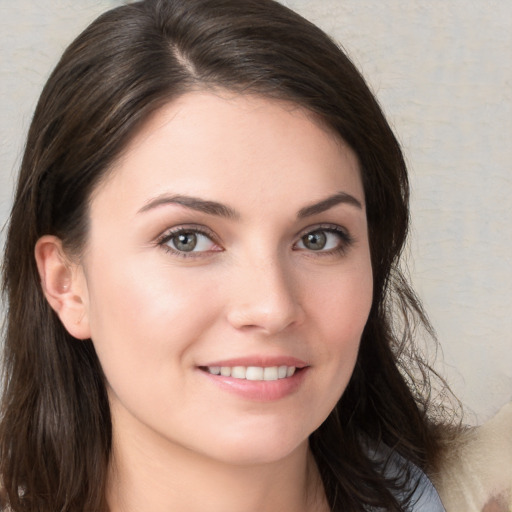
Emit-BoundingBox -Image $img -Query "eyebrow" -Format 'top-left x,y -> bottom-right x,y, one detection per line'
137,191 -> 362,219
138,194 -> 240,219
297,191 -> 363,218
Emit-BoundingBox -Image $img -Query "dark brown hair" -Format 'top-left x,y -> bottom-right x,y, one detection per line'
1,0 -> 457,510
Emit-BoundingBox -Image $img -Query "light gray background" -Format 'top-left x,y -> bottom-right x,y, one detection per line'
1,1 -> 511,424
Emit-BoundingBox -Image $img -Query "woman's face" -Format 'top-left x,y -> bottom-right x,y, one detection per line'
77,91 -> 373,465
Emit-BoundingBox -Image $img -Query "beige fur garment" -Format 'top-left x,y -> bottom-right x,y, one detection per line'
433,402 -> 512,512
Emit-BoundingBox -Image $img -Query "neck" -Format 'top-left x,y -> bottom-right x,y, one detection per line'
106,414 -> 327,512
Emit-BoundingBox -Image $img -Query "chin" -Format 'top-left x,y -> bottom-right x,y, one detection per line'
207,439 -> 308,467
187,417 -> 315,467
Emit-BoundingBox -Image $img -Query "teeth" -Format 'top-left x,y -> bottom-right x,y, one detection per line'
246,366 -> 263,380
206,365 -> 298,381
263,367 -> 278,381
231,366 -> 246,379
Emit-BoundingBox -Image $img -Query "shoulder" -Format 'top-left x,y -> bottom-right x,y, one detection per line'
402,462 -> 446,512
366,443 -> 446,512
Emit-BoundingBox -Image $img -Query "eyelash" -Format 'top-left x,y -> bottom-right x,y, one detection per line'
156,225 -> 221,259
294,224 -> 354,257
156,223 -> 354,258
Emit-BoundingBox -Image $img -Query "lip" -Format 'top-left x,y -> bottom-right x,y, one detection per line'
197,355 -> 310,402
200,356 -> 309,368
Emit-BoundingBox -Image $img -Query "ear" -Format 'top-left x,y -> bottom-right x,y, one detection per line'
34,235 -> 91,340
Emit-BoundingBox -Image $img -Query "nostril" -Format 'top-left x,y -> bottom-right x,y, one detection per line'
224,263 -> 304,334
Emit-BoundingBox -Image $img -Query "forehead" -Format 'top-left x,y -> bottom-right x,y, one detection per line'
91,91 -> 364,218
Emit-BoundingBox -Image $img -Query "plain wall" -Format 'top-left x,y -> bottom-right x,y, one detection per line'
1,0 -> 511,424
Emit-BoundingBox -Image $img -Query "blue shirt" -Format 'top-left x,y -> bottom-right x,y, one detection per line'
367,444 -> 445,511
401,462 -> 445,511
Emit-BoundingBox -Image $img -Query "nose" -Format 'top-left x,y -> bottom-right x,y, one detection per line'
225,254 -> 304,335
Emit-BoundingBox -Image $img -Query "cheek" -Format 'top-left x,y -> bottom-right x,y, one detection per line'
309,262 -> 373,342
83,253 -> 222,373
278,260 -> 373,437
304,258 -> 373,390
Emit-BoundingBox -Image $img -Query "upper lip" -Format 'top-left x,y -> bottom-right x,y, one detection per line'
199,356 -> 309,368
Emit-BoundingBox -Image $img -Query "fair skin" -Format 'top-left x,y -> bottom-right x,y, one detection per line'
36,91 -> 373,512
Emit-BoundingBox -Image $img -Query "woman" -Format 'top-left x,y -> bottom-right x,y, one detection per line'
0,0 -> 456,510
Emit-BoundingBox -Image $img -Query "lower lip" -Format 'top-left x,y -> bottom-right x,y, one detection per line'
198,368 -> 308,402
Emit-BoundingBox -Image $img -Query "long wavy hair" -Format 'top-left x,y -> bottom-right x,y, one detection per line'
1,0 -> 458,510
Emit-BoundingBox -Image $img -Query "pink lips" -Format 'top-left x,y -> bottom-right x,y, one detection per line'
201,356 -> 308,369
197,356 -> 309,402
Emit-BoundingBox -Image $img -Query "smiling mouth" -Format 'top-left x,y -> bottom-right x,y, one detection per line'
199,365 -> 298,381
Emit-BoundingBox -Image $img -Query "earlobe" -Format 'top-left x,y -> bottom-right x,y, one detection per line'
34,235 -> 91,340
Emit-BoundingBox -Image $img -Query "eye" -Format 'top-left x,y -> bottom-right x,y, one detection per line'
295,226 -> 352,254
158,227 -> 221,256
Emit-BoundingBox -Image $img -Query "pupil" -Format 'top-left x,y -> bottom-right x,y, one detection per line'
304,231 -> 326,250
174,233 -> 197,252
